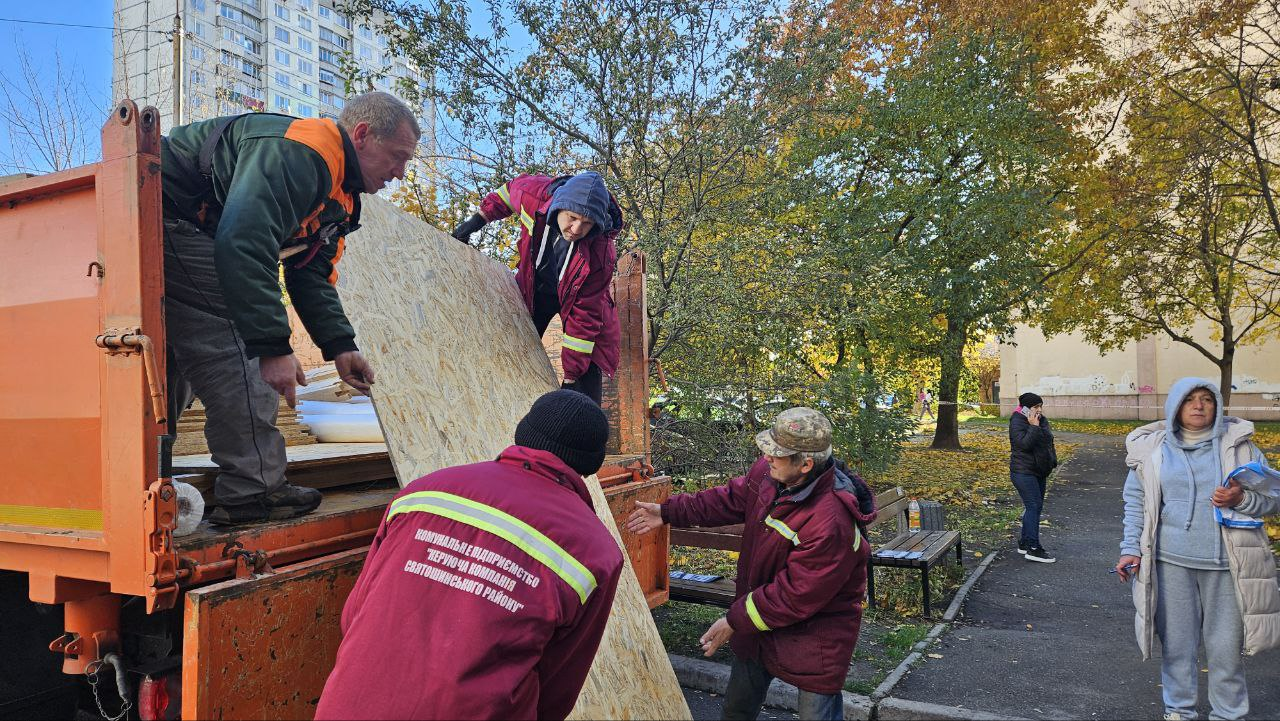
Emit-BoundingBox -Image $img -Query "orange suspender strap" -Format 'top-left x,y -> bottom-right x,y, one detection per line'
282,119 -> 357,284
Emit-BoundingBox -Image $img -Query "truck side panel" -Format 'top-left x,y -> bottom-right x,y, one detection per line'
182,548 -> 366,720
0,102 -> 176,609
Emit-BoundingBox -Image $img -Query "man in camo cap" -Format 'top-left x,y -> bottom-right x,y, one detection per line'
627,407 -> 873,720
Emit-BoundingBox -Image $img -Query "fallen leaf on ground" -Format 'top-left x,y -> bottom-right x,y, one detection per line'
926,653 -> 943,659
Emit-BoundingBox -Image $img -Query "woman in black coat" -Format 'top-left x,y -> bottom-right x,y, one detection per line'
1009,392 -> 1058,563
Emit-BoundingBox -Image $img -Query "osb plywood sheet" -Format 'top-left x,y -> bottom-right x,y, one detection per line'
338,196 -> 557,480
577,477 -> 690,720
338,198 -> 690,720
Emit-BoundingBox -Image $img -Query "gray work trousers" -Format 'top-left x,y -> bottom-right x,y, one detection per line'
1155,561 -> 1248,721
721,657 -> 843,720
163,218 -> 287,505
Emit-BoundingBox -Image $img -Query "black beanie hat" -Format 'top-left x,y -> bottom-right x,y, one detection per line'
1019,392 -> 1044,408
514,390 -> 610,476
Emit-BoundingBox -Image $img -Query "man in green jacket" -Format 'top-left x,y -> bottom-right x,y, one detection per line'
161,91 -> 420,524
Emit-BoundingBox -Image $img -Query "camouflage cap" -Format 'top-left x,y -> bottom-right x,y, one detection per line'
755,407 -> 833,457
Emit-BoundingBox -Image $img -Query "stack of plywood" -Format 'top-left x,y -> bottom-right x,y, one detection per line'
172,398 -> 317,456
339,196 -> 691,721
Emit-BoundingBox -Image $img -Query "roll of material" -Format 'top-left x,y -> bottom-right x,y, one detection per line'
303,414 -> 385,443
173,481 -> 205,537
299,400 -> 380,416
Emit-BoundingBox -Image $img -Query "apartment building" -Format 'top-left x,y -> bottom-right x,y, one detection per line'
113,0 -> 434,143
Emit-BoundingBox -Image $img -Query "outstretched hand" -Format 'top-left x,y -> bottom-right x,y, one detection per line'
625,501 -> 664,535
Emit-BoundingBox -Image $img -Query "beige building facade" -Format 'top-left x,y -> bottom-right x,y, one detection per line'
1000,325 -> 1280,421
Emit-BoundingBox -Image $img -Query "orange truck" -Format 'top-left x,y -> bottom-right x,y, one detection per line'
0,101 -> 669,720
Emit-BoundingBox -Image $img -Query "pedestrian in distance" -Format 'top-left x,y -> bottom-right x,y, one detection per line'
918,388 -> 935,420
160,91 -> 421,524
316,390 -> 623,720
626,407 -> 875,721
451,172 -> 623,405
1115,377 -> 1280,721
1009,392 -> 1058,563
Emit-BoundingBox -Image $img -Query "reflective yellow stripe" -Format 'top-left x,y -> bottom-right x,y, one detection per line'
0,504 -> 103,531
852,525 -> 861,552
745,592 -> 770,631
496,183 -> 513,211
562,334 -> 595,354
519,208 -> 535,234
764,516 -> 800,546
387,490 -> 597,603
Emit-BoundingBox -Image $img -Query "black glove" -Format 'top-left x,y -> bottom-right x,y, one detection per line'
451,213 -> 487,244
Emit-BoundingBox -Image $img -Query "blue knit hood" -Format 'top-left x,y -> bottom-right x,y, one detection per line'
547,171 -> 613,239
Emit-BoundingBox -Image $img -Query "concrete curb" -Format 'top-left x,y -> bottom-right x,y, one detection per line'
668,551 -> 1004,720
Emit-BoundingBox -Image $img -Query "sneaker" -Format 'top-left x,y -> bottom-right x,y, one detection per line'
210,484 -> 322,525
1017,539 -> 1030,555
1025,546 -> 1056,563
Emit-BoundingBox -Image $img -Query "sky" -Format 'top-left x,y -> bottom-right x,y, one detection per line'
0,3 -> 117,166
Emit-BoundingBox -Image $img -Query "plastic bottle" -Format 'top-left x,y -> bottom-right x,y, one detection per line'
908,498 -> 921,532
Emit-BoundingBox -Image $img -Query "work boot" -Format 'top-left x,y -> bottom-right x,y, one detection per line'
209,484 -> 322,525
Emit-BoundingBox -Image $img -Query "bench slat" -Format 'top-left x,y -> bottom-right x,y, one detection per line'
669,578 -> 736,608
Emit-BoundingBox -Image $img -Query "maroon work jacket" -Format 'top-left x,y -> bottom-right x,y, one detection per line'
663,457 -> 872,694
316,446 -> 622,720
478,174 -> 621,380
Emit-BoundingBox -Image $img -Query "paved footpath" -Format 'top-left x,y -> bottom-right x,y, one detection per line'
892,434 -> 1280,720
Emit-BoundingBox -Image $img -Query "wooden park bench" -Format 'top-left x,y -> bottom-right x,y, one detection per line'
668,486 -> 962,616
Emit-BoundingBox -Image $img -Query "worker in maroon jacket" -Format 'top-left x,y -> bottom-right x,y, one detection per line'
450,172 -> 623,405
627,407 -> 874,721
316,390 -> 622,720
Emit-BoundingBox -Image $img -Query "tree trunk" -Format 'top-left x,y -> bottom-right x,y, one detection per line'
855,328 -> 877,467
1219,342 -> 1235,410
931,318 -> 966,451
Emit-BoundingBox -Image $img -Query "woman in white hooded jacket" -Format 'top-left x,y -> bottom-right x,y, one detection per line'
1115,377 -> 1280,721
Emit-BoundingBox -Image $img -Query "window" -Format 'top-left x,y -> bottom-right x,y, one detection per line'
275,27 -> 290,43
193,21 -> 208,39
358,25 -> 373,40
297,103 -> 315,117
358,43 -> 373,60
319,27 -> 348,49
274,3 -> 290,20
297,37 -> 313,53
318,5 -> 330,19
274,70 -> 291,87
222,27 -> 261,54
190,69 -> 207,86
275,49 -> 292,66
297,59 -> 314,75
297,0 -> 313,10
320,90 -> 344,109
319,48 -> 339,64
220,51 -> 262,80
299,82 -> 314,97
319,68 -> 337,85
190,46 -> 205,62
191,0 -> 207,11
298,16 -> 312,31
336,14 -> 352,29
274,94 -> 290,111
218,5 -> 261,33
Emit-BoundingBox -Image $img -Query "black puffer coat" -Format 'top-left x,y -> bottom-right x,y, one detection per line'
1009,411 -> 1058,478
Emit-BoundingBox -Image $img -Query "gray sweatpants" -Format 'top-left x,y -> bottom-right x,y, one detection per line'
163,218 -> 287,505
1155,561 -> 1248,721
